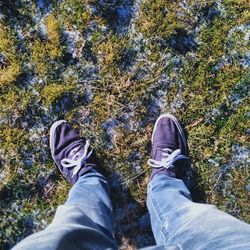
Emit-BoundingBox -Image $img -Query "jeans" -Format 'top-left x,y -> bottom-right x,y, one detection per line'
13,170 -> 250,250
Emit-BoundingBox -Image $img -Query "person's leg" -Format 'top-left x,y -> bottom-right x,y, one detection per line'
146,114 -> 250,250
13,170 -> 117,250
13,121 -> 117,250
65,170 -> 115,239
147,175 -> 250,250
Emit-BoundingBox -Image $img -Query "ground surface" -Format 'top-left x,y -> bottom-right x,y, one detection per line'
0,0 -> 249,249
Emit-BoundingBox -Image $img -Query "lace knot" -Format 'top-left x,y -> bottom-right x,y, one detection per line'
60,140 -> 93,177
148,148 -> 188,169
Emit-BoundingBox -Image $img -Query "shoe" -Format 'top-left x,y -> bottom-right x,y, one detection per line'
148,114 -> 189,180
50,120 -> 97,184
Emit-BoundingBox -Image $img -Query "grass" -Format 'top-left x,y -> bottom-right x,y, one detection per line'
59,0 -> 93,29
0,87 -> 32,121
30,14 -> 64,77
138,0 -> 192,39
0,23 -> 21,87
45,14 -> 63,59
41,83 -> 75,108
0,0 -> 249,249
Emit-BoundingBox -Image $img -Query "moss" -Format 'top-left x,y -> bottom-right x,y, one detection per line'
45,14 -> 63,59
31,39 -> 49,76
93,34 -> 129,76
41,83 -> 75,107
31,14 -> 63,76
0,126 -> 28,155
0,63 -> 21,87
0,23 -> 15,51
0,23 -> 21,87
0,87 -> 32,121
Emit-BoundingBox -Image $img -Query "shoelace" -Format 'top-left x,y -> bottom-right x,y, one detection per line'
61,140 -> 93,177
147,148 -> 188,169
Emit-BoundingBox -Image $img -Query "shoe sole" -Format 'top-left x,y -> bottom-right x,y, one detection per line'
152,114 -> 188,155
49,120 -> 67,158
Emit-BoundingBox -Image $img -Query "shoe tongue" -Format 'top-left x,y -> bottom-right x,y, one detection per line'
55,139 -> 85,163
154,146 -> 173,162
68,144 -> 85,161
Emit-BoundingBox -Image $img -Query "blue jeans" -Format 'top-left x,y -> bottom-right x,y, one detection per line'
13,170 -> 250,250
146,175 -> 250,249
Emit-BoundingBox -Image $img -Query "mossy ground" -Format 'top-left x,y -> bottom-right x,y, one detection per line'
0,0 -> 249,249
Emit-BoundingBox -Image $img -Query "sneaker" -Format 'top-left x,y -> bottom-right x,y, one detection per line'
50,120 -> 97,184
148,114 -> 189,180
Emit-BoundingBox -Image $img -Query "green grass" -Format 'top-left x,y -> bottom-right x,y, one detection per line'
30,15 -> 64,77
0,23 -> 22,87
41,83 -> 75,108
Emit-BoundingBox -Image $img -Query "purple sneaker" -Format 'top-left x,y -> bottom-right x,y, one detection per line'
50,120 -> 97,184
148,114 -> 189,180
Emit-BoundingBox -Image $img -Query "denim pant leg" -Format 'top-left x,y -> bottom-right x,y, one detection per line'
13,170 -> 117,250
147,175 -> 250,250
65,170 -> 115,238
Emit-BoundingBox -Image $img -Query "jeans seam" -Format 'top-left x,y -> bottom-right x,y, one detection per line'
149,186 -> 169,242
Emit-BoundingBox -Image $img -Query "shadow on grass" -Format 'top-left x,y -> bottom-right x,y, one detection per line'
90,0 -> 136,34
182,125 -> 206,203
109,172 -> 155,248
0,0 -> 34,26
